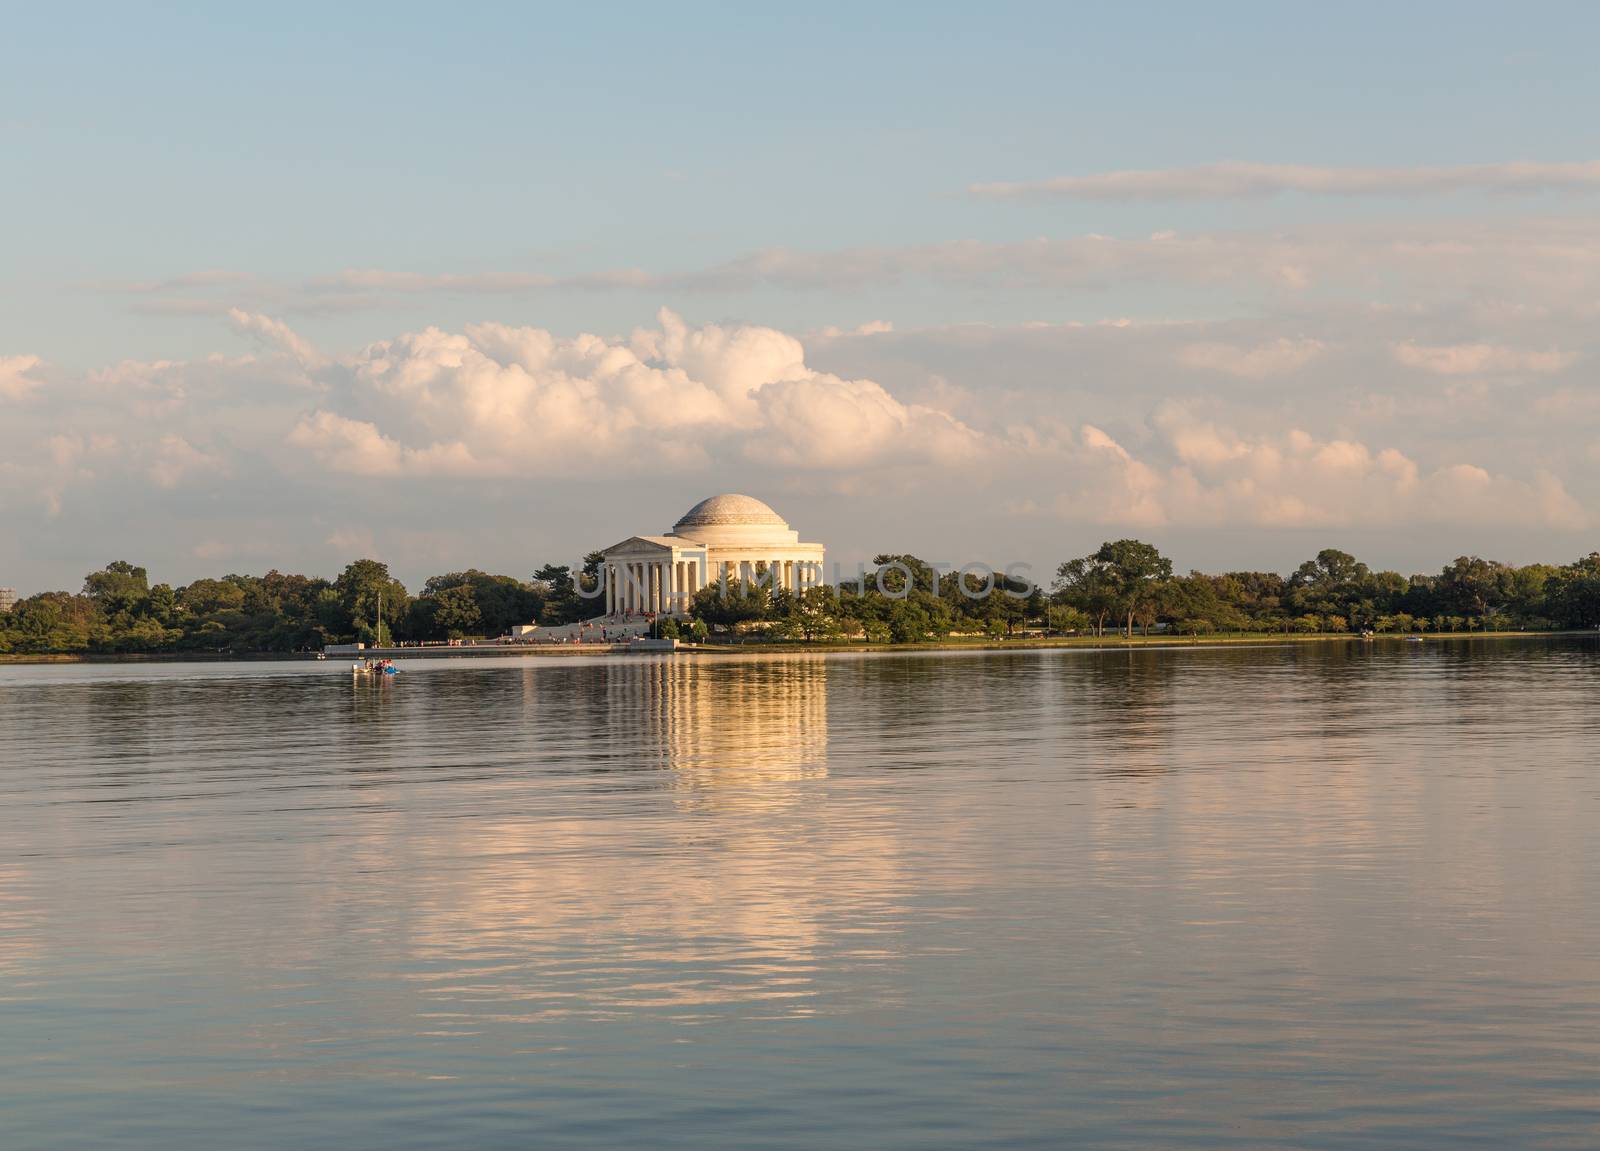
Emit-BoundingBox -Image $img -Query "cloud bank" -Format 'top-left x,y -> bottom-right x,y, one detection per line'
8,272 -> 1600,594
1053,416 -> 1585,532
286,309 -> 982,478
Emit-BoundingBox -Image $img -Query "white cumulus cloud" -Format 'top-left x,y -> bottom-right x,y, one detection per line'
228,308 -> 325,368
148,434 -> 226,489
1045,415 -> 1586,532
0,354 -> 44,401
291,309 -> 983,478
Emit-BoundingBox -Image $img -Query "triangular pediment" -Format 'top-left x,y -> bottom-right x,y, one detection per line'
602,535 -> 678,556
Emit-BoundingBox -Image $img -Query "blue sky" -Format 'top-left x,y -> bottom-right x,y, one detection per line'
5,2 -> 1600,590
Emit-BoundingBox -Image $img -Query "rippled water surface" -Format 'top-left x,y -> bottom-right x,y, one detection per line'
3,640 -> 1599,1149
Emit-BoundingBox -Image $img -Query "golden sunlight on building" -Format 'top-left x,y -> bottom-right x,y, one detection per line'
600,494 -> 825,616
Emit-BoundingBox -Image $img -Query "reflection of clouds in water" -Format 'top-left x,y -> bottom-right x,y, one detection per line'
1063,645 -> 1591,985
0,866 -> 44,980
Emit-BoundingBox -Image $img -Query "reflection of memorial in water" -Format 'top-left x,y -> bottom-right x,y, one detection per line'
394,655 -> 915,1022
608,655 -> 830,811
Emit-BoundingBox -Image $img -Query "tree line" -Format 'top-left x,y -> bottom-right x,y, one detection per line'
0,554 -> 603,655
3,543 -> 1600,655
1050,542 -> 1600,637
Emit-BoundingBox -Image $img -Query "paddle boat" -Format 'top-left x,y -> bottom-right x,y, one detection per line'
351,596 -> 400,676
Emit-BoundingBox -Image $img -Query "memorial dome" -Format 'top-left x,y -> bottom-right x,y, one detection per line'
674,494 -> 789,530
669,494 -> 800,546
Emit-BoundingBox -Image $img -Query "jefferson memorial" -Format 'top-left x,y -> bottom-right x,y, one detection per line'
601,494 -> 826,616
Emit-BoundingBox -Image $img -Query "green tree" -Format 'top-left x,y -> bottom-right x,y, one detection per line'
83,560 -> 150,615
431,584 -> 481,638
1436,555 -> 1508,622
1046,604 -> 1091,634
145,583 -> 179,626
1548,554 -> 1600,627
534,563 -> 585,625
420,570 -> 541,636
1054,554 -> 1117,636
691,579 -> 768,631
783,587 -> 846,642
1286,549 -> 1370,620
1091,539 -> 1173,638
8,592 -> 95,652
869,554 -> 940,595
886,598 -> 935,643
179,578 -> 246,617
1161,573 -> 1250,633
334,559 -> 408,645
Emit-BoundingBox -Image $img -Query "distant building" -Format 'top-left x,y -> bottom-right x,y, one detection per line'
0,587 -> 16,614
601,494 -> 826,616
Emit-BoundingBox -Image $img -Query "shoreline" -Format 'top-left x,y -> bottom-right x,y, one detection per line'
690,629 -> 1583,656
3,629 -> 1591,665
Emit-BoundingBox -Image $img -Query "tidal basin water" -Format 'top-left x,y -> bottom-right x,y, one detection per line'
2,640 -> 1598,1149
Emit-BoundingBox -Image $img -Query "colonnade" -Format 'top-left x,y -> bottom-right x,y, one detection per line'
604,557 -> 823,615
606,558 -> 704,616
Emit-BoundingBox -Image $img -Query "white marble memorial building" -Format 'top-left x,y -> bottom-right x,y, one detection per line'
601,494 -> 826,616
